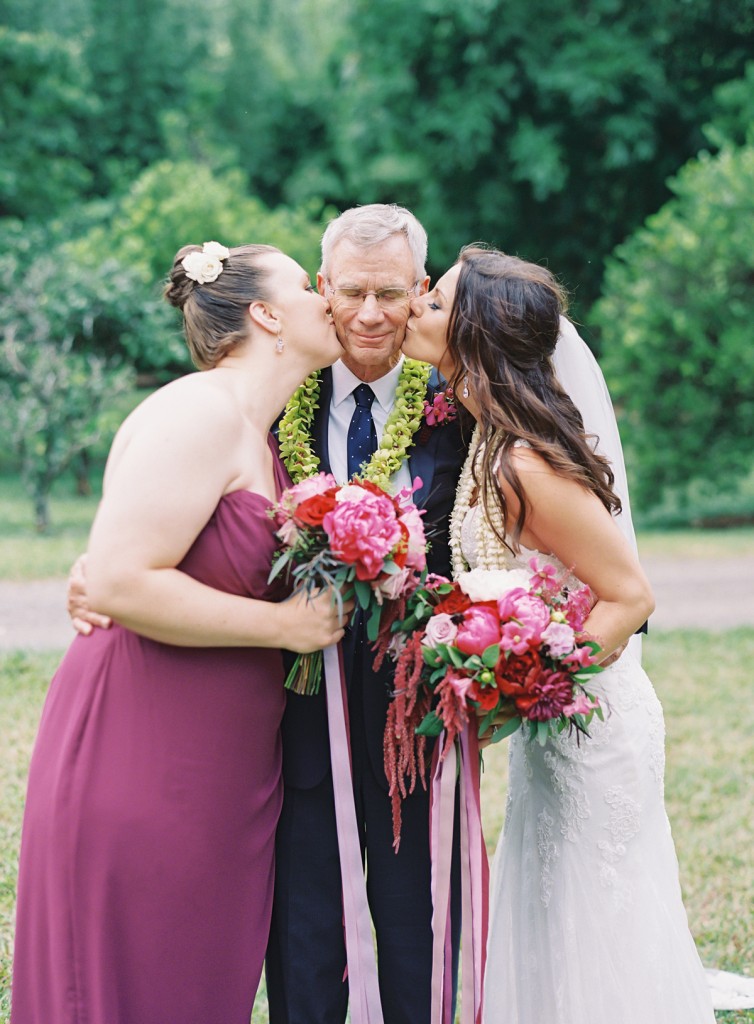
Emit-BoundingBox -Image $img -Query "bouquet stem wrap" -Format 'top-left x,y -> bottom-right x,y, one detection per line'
430,727 -> 489,1024
323,643 -> 384,1024
284,650 -> 323,695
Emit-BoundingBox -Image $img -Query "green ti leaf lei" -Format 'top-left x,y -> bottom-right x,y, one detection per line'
278,359 -> 433,491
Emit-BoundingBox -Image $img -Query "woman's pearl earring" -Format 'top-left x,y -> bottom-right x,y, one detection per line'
462,374 -> 470,399
276,333 -> 284,354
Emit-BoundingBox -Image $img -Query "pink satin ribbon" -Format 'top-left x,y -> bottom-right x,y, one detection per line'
430,727 -> 489,1024
323,643 -> 384,1024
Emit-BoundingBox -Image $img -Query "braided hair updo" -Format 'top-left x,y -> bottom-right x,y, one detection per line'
164,243 -> 280,369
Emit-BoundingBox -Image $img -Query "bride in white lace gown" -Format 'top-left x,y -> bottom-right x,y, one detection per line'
402,247 -> 715,1023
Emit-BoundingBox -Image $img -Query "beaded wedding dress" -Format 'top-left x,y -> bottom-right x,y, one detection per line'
457,507 -> 715,1024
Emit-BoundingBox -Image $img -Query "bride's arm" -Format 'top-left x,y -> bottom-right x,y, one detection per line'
497,450 -> 654,661
85,387 -> 346,652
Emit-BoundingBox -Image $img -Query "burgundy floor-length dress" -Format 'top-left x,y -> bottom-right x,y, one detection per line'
12,440 -> 290,1024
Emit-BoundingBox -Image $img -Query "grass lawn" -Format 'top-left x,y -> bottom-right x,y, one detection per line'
2,469 -> 754,581
1,632 -> 752,1021
0,475 -> 100,581
637,527 -> 754,560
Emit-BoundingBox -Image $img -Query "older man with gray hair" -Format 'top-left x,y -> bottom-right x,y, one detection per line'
265,204 -> 466,1024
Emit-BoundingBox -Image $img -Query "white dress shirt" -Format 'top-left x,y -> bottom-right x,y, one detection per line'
328,357 -> 414,492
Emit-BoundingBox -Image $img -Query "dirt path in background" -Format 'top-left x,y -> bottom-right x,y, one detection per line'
1,556 -> 753,651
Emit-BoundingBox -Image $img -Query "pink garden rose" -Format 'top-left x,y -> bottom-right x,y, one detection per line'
323,492 -> 402,580
276,518 -> 301,546
541,621 -> 576,657
498,591 -> 551,637
334,482 -> 378,505
422,612 -> 459,648
376,566 -> 411,602
455,606 -> 502,656
284,472 -> 338,506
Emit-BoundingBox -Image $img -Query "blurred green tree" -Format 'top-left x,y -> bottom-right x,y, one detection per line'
63,159 -> 329,374
293,0 -> 753,314
0,254 -> 135,531
593,134 -> 754,508
0,27 -> 96,218
210,0 -> 346,206
82,0 -> 215,193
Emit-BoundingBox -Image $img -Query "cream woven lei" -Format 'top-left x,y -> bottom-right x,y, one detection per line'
449,423 -> 512,576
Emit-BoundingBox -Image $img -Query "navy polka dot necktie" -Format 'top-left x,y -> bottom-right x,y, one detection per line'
347,383 -> 378,480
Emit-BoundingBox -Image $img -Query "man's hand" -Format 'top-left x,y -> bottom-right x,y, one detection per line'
67,554 -> 112,635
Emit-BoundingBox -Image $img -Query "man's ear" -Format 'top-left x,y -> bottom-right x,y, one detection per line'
316,271 -> 327,297
247,300 -> 280,335
417,275 -> 431,296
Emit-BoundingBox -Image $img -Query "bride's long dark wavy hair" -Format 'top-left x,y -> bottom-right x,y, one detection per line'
446,246 -> 621,551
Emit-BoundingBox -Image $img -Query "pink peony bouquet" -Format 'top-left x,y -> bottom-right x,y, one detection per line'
380,558 -> 603,843
269,472 -> 428,694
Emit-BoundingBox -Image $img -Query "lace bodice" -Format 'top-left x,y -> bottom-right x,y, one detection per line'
459,504 -> 581,591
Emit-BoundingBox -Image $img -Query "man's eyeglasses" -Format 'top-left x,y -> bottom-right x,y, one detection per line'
325,281 -> 419,309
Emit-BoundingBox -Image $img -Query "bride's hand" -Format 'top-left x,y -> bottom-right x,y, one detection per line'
599,639 -> 628,667
477,704 -> 516,749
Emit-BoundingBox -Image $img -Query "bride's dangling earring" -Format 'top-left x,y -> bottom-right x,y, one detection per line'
462,374 -> 470,399
276,332 -> 284,354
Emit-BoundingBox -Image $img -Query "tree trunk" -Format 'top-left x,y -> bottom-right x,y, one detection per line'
73,450 -> 92,496
33,483 -> 50,534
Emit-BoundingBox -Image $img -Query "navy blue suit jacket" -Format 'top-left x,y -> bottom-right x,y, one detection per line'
280,366 -> 468,790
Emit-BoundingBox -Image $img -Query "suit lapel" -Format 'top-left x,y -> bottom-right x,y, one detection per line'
311,367 -> 333,474
409,370 -> 455,506
408,433 -> 437,508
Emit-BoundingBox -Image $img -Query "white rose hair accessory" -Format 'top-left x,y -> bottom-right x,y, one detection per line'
181,241 -> 231,284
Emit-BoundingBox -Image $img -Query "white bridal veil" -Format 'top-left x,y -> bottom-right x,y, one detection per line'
552,318 -> 642,657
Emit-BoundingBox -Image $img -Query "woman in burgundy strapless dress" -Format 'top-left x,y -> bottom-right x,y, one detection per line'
11,242 -> 346,1024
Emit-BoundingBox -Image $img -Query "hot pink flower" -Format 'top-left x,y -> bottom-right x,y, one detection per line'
424,573 -> 452,591
528,557 -> 562,598
564,586 -> 593,630
499,620 -> 538,655
323,492 -> 402,581
541,621 -> 576,657
561,646 -> 597,669
455,606 -> 501,655
446,670 -> 473,702
563,694 -> 600,716
422,612 -> 459,648
499,591 -> 551,637
423,391 -> 457,426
